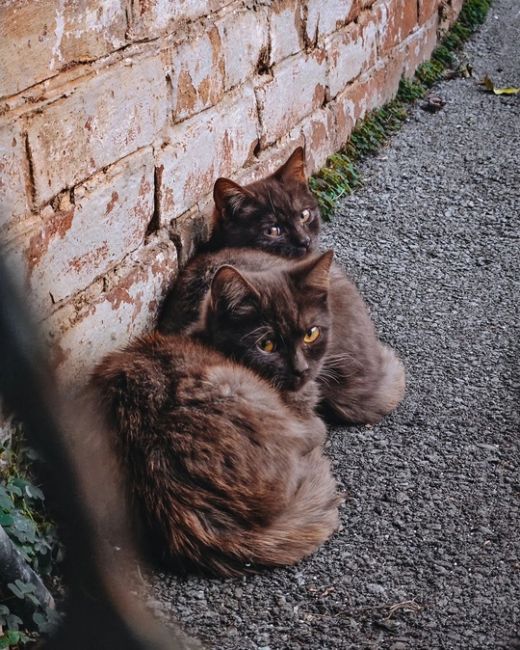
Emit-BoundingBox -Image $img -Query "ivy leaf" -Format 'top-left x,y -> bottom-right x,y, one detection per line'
6,483 -> 23,498
0,512 -> 14,526
25,484 -> 45,501
7,582 -> 25,600
6,613 -> 23,631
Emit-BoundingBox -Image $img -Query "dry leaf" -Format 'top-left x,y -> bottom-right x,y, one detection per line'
480,75 -> 520,95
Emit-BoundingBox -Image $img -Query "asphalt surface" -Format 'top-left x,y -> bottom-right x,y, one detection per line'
150,3 -> 520,647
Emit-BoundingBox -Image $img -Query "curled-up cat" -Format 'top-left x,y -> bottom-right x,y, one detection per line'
91,251 -> 340,576
159,147 -> 405,424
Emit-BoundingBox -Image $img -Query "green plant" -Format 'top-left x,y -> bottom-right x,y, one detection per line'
1,437 -> 62,648
311,0 -> 492,218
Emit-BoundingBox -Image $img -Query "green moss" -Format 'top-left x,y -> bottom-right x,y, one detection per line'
311,0 -> 492,219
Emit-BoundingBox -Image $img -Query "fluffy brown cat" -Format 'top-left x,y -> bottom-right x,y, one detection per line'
160,151 -> 405,425
91,252 -> 340,576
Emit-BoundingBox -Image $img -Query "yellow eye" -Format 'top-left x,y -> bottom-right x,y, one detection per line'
259,338 -> 276,353
300,209 -> 311,223
266,225 -> 281,237
303,326 -> 320,344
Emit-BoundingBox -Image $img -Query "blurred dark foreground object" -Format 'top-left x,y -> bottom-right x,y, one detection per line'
0,256 -> 202,650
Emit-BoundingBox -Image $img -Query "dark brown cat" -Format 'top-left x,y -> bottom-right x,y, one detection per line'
91,252 -> 340,576
160,149 -> 405,424
205,147 -> 321,258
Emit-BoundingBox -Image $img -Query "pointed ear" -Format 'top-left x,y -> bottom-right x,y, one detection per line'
213,178 -> 252,213
273,147 -> 306,184
290,250 -> 334,294
210,265 -> 260,313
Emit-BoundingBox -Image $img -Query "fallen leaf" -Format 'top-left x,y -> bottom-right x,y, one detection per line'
460,63 -> 473,78
480,75 -> 520,95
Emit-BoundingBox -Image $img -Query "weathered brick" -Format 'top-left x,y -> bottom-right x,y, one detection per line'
301,107 -> 337,172
26,57 -> 168,205
326,16 -> 377,99
348,0 -> 379,23
169,26 -> 225,122
43,149 -> 153,305
332,48 -> 405,141
44,241 -> 178,387
418,0 -> 440,24
231,133 -> 306,189
128,0 -> 230,40
0,0 -> 126,98
377,0 -> 418,55
2,149 -> 154,317
270,0 -> 303,64
402,15 -> 439,78
256,51 -> 326,147
0,122 -> 30,233
217,7 -> 269,89
305,0 -> 355,43
157,84 -> 259,222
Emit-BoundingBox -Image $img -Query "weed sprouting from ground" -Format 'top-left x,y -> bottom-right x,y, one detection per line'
311,0 -> 492,218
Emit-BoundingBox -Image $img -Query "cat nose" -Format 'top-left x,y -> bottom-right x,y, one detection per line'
293,354 -> 309,377
300,236 -> 311,249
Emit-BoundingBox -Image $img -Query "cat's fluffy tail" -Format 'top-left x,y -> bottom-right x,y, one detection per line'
242,449 -> 341,569
323,344 -> 406,425
371,344 -> 406,419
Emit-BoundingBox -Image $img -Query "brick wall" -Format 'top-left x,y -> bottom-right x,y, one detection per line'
0,0 -> 462,436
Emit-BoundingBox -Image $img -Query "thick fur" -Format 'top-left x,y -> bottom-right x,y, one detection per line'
159,247 -> 405,424
91,334 -> 340,576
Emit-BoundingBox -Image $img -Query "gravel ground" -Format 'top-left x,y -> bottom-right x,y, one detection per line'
150,3 -> 520,647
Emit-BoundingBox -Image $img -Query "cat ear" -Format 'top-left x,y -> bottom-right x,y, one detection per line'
290,250 -> 334,294
210,265 -> 260,312
213,178 -> 252,214
273,147 -> 306,184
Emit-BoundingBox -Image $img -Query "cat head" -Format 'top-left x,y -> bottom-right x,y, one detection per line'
211,147 -> 321,258
194,250 -> 333,392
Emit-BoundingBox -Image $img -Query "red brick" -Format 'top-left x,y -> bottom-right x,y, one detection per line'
332,48 -> 406,140
157,84 -> 259,222
44,241 -> 178,388
128,0 -> 230,40
377,0 -> 418,55
0,122 -> 30,234
402,15 -> 439,78
327,16 -> 378,99
0,0 -> 126,98
224,134 -> 306,189
270,0 -> 303,64
4,149 -> 154,316
217,7 -> 269,89
169,26 -> 225,122
301,107 -> 337,172
26,57 -> 167,205
419,0 -> 440,24
305,0 -> 355,43
256,51 -> 327,147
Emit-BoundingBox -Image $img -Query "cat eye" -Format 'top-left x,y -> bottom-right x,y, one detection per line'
303,326 -> 320,345
259,338 -> 276,353
300,209 -> 311,223
266,225 -> 282,237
